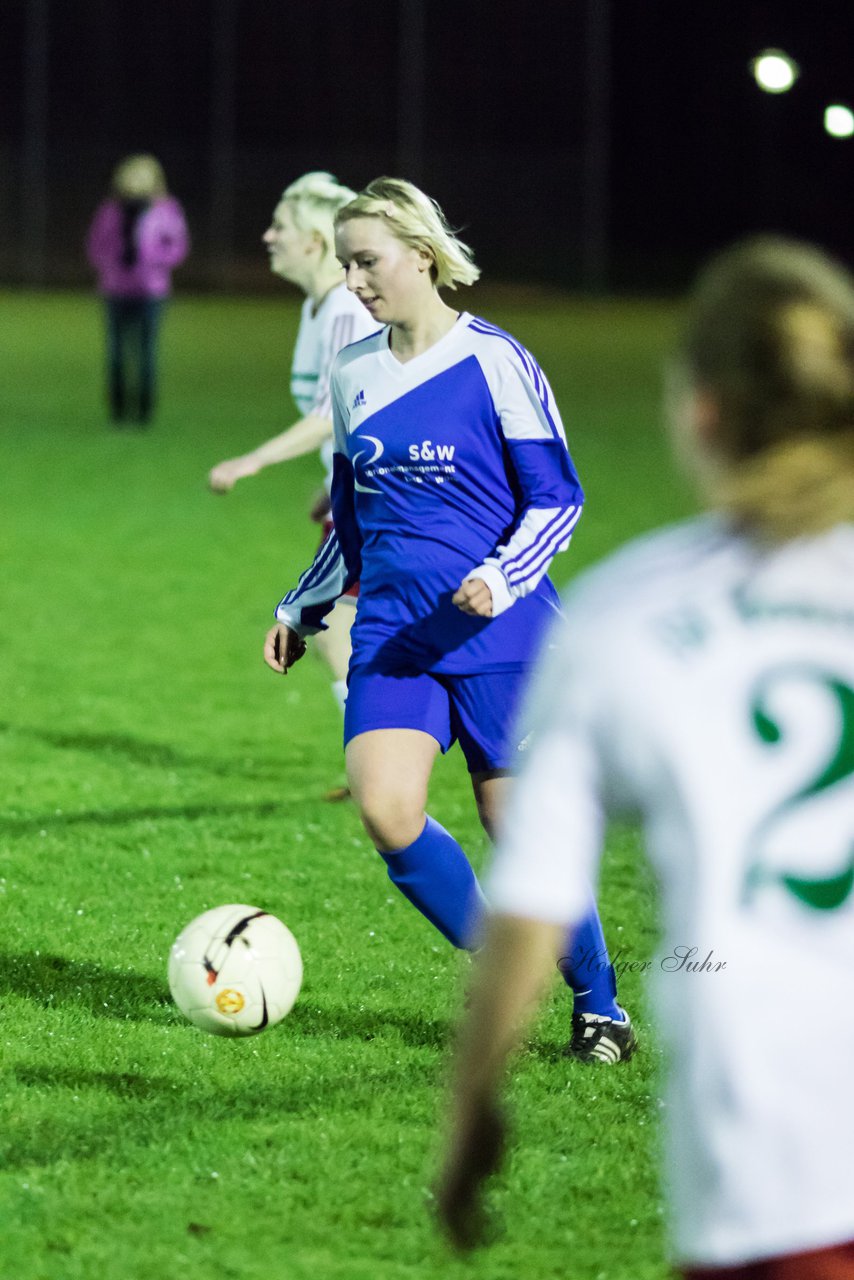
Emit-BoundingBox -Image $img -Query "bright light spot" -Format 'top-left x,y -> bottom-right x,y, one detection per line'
751,49 -> 799,94
825,104 -> 854,138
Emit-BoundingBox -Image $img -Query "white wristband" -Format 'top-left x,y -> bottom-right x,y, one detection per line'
274,604 -> 321,637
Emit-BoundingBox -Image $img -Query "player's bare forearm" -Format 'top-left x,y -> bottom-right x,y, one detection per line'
247,414 -> 332,469
209,415 -> 332,492
209,454 -> 262,492
437,915 -> 562,1250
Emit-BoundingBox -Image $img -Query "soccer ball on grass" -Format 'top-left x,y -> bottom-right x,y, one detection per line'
168,904 -> 302,1036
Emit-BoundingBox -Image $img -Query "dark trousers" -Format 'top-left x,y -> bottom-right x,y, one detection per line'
105,296 -> 165,423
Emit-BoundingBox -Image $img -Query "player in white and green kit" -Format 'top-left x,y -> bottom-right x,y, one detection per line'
208,173 -> 377,724
439,237 -> 854,1278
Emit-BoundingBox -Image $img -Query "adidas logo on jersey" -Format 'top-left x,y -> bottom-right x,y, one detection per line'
352,389 -> 366,410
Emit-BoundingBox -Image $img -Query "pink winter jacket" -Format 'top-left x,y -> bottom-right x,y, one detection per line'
86,196 -> 189,298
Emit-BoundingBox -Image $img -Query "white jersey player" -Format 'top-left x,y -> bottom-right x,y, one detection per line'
208,173 -> 376,730
289,284 -> 375,491
438,236 -> 854,1279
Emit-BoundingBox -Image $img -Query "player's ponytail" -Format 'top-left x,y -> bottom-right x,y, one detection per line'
678,236 -> 854,541
715,434 -> 854,540
335,177 -> 481,290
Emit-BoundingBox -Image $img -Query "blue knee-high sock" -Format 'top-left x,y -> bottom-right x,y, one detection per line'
379,816 -> 486,950
558,903 -> 622,1019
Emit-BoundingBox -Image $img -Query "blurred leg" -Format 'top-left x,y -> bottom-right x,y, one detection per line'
138,299 -> 164,423
470,771 -> 511,840
105,298 -> 127,422
313,597 -> 356,693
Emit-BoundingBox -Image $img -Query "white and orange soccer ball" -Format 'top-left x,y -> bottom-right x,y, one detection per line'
168,904 -> 303,1036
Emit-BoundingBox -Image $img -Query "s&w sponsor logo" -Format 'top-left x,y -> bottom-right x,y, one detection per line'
407,440 -> 456,462
352,434 -> 458,491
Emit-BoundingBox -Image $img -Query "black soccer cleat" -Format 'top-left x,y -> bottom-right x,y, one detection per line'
564,1011 -> 638,1064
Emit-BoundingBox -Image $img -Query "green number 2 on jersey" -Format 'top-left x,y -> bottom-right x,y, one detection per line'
744,668 -> 854,911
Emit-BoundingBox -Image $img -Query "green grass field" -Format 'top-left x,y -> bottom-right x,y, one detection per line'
1,287 -> 692,1280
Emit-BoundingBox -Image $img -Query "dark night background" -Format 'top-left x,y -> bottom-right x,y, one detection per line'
2,0 -> 853,291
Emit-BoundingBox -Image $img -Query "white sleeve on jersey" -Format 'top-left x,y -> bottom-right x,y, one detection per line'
274,366 -> 360,636
273,526 -> 349,635
465,503 -> 583,615
464,326 -> 584,615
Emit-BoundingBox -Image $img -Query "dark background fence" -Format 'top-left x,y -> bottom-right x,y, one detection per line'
2,0 -> 853,293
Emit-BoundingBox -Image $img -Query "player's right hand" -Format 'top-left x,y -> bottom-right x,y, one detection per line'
209,456 -> 256,493
264,623 -> 307,674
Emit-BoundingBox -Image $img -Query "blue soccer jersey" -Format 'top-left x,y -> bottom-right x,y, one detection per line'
276,313 -> 584,674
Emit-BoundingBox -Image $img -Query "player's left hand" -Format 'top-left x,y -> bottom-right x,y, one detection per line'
452,577 -> 493,617
435,1098 -> 507,1251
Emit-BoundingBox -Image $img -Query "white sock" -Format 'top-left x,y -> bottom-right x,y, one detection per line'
331,679 -> 348,716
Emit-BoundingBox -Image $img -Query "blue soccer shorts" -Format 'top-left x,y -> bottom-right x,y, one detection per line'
343,665 -> 531,774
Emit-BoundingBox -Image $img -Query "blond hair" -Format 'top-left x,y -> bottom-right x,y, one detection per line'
678,236 -> 854,540
279,171 -> 358,258
335,177 -> 480,290
112,154 -> 167,200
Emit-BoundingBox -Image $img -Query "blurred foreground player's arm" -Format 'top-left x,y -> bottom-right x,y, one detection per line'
437,915 -> 562,1250
437,620 -> 610,1247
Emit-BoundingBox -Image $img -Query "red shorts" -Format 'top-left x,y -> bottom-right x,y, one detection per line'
684,1241 -> 854,1280
320,517 -> 359,600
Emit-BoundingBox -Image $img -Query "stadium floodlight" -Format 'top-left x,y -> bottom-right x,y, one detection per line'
750,49 -> 799,94
824,104 -> 854,138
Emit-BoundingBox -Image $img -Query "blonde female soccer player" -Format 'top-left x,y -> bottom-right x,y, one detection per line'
437,236 -> 854,1278
265,177 -> 634,1060
209,173 -> 377,720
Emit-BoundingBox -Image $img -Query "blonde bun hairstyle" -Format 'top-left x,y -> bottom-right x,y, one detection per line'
678,236 -> 854,540
334,177 -> 480,290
